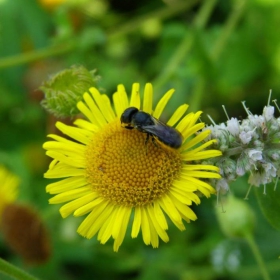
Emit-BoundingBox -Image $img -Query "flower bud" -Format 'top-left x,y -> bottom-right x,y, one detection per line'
226,117 -> 240,136
216,158 -> 236,180
140,18 -> 162,39
236,156 -> 248,176
1,203 -> 51,264
40,66 -> 100,118
239,130 -> 253,144
215,195 -> 255,238
267,149 -> 280,161
216,178 -> 229,193
247,148 -> 263,162
263,105 -> 274,121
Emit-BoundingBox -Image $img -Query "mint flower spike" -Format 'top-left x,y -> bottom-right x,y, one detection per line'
202,91 -> 280,194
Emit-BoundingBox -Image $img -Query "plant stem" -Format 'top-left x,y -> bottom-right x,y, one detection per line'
223,146 -> 244,157
211,0 -> 246,61
153,0 -> 218,91
190,0 -> 246,111
0,258 -> 38,280
152,35 -> 193,91
0,42 -> 76,69
0,1 -> 199,70
108,0 -> 200,41
245,233 -> 271,280
193,0 -> 218,28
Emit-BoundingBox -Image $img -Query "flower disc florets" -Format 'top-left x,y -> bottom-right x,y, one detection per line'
85,120 -> 182,207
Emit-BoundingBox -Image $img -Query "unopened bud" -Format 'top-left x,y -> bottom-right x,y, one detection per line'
40,65 -> 100,118
140,18 -> 162,39
218,158 -> 236,178
1,203 -> 51,264
215,195 -> 255,238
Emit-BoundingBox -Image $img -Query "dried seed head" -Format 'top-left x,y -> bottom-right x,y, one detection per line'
1,203 -> 51,264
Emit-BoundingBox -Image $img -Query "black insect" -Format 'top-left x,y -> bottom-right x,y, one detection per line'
120,107 -> 183,149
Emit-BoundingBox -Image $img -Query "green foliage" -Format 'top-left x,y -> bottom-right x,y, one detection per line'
255,184 -> 280,231
0,0 -> 280,279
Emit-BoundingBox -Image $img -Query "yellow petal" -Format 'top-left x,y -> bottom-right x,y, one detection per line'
153,89 -> 174,119
142,83 -> 153,114
167,104 -> 189,126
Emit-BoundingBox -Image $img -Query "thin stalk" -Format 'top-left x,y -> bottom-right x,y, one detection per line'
153,0 -> 218,90
211,0 -> 246,61
0,1 -> 199,70
152,35 -> 193,91
190,0 -> 246,111
0,258 -> 38,280
245,233 -> 271,280
108,0 -> 200,41
224,146 -> 243,157
193,0 -> 218,28
0,42 -> 76,69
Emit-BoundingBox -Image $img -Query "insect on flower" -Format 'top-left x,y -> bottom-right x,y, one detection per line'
43,82 -> 222,252
121,107 -> 183,148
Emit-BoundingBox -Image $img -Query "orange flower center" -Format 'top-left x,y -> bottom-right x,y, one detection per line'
85,119 -> 182,207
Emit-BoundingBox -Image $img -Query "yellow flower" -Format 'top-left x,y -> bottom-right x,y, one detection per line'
0,166 -> 19,217
43,83 -> 221,251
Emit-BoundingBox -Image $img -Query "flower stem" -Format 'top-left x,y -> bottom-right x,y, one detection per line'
0,42 -> 76,69
224,146 -> 243,157
244,233 -> 271,280
0,258 -> 38,280
108,0 -> 200,41
152,34 -> 193,91
190,0 -> 246,111
153,0 -> 218,90
0,1 -> 198,70
193,0 -> 218,28
211,0 -> 246,61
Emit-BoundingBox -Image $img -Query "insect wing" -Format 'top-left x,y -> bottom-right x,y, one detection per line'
142,118 -> 183,148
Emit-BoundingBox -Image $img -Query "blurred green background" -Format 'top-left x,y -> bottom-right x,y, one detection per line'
0,0 -> 280,279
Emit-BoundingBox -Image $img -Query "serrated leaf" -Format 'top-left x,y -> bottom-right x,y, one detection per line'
255,185 -> 280,230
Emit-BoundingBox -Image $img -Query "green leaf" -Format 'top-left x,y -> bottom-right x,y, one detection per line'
255,185 -> 280,230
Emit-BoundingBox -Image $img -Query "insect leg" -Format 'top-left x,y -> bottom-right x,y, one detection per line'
124,125 -> 134,129
151,136 -> 170,158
